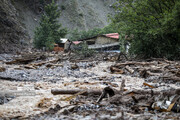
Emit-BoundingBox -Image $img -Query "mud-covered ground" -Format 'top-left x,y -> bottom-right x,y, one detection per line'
0,52 -> 180,120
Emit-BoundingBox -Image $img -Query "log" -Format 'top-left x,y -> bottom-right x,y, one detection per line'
162,76 -> 180,82
5,53 -> 46,64
51,89 -> 102,96
70,59 -> 90,63
46,63 -> 63,68
125,65 -> 134,74
23,65 -> 37,69
0,76 -> 37,82
29,62 -> 46,67
143,83 -> 155,88
113,61 -> 156,67
110,66 -> 124,74
123,89 -> 180,96
51,88 -> 180,96
27,59 -> 61,68
139,69 -> 161,78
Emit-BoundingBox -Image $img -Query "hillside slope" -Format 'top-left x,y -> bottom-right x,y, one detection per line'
57,0 -> 115,31
0,0 -> 116,53
0,0 -> 29,53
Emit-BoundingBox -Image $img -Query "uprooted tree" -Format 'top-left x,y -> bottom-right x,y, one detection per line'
112,0 -> 180,59
33,0 -> 67,50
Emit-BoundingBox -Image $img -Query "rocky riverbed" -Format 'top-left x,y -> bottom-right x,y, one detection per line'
0,52 -> 180,120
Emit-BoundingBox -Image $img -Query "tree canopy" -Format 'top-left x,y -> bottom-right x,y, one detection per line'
33,0 -> 67,50
112,0 -> 180,59
69,24 -> 118,41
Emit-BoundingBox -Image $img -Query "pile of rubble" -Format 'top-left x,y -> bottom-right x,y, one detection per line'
110,59 -> 180,83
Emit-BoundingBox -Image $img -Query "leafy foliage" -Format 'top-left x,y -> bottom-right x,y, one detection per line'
112,0 -> 180,59
69,24 -> 118,41
33,0 -> 67,50
75,43 -> 95,58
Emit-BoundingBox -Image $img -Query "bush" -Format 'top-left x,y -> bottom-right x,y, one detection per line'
112,0 -> 180,59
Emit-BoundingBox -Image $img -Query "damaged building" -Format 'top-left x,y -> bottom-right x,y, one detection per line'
67,33 -> 120,52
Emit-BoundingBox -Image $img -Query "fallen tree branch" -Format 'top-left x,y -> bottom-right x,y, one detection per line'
51,89 -> 102,96
0,76 -> 37,82
0,67 -> 6,72
96,87 -> 115,103
120,79 -> 125,91
5,53 -> 46,64
123,89 -> 180,96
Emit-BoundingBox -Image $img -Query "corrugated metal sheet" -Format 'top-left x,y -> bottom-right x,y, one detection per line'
72,41 -> 82,45
60,38 -> 68,43
105,33 -> 119,39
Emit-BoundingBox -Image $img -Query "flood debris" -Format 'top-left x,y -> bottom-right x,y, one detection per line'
36,97 -> 53,108
152,94 -> 180,113
61,90 -> 87,101
0,94 -> 15,105
51,84 -> 180,115
71,63 -> 79,70
46,63 -> 63,68
0,52 -> 180,119
96,87 -> 116,103
0,67 -> 5,72
110,60 -> 180,83
110,66 -> 124,74
143,82 -> 155,88
5,52 -> 46,64
51,89 -> 102,96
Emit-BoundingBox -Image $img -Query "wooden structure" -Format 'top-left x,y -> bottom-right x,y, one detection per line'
78,33 -> 120,51
53,38 -> 69,52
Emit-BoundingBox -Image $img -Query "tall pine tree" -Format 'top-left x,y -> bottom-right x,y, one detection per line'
34,0 -> 67,50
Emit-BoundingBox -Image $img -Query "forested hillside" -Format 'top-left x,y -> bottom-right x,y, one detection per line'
0,0 -> 116,53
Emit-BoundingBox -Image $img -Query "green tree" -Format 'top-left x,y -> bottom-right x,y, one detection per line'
69,29 -> 81,41
98,23 -> 118,35
112,0 -> 180,59
69,25 -> 119,41
34,0 -> 67,50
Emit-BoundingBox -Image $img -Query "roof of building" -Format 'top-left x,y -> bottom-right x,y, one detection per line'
72,41 -> 82,45
78,33 -> 119,41
104,33 -> 119,39
60,38 -> 69,43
